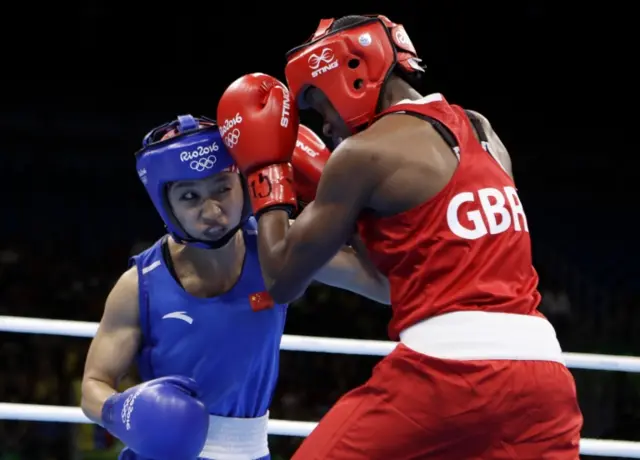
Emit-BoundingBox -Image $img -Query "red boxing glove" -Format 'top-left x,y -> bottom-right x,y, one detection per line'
217,73 -> 299,217
292,125 -> 331,205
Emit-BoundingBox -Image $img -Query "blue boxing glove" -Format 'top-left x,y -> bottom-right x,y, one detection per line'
102,375 -> 209,460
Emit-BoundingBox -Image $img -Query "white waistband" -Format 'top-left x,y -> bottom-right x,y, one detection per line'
198,412 -> 269,460
399,311 -> 565,364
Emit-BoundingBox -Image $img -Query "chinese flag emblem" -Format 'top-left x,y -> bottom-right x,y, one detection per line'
249,291 -> 275,311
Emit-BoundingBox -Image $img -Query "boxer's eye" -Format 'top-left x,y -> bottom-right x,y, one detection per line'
180,192 -> 198,201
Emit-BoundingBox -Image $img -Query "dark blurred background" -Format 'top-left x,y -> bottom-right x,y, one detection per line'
0,2 -> 637,459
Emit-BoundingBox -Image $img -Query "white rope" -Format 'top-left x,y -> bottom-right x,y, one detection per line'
0,403 -> 317,438
2,315 -> 640,372
0,403 -> 638,458
3,315 -> 640,456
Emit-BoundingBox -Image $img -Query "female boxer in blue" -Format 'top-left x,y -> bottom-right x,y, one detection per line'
80,115 -> 389,460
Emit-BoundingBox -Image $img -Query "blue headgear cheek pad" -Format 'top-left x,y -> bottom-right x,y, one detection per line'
135,126 -> 236,242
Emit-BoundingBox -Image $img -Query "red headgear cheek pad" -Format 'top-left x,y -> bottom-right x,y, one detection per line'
285,16 -> 423,132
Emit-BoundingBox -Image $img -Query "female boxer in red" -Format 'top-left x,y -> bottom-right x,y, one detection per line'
216,14 -> 583,459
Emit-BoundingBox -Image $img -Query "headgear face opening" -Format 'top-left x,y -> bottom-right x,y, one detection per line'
285,15 -> 423,132
135,114 -> 251,250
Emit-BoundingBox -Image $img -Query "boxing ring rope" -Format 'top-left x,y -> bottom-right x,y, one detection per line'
2,315 -> 640,458
3,315 -> 640,371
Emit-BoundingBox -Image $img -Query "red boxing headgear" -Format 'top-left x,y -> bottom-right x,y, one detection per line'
285,15 -> 423,131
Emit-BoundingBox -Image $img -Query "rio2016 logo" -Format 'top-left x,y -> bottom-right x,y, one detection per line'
179,142 -> 219,162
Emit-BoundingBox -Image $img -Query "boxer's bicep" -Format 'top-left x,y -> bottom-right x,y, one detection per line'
81,267 -> 141,423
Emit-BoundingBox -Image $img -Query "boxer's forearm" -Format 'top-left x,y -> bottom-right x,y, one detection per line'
81,378 -> 117,424
314,246 -> 390,304
257,210 -> 307,303
257,204 -> 342,303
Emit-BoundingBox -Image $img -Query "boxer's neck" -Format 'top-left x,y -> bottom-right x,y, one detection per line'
380,76 -> 422,111
182,230 -> 245,270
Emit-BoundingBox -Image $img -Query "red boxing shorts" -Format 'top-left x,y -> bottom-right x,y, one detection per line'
292,344 -> 583,459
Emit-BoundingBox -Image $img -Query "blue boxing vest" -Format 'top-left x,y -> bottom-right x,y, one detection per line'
129,218 -> 287,418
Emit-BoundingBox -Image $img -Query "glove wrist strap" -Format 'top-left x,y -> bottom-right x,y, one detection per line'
247,164 -> 297,218
101,393 -> 119,428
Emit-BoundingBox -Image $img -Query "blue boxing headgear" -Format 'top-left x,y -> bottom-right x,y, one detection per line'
135,114 -> 251,249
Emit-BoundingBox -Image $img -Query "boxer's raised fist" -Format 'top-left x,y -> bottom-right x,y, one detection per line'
292,125 -> 331,205
217,73 -> 300,217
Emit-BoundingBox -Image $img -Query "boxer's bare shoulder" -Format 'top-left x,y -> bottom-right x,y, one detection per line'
86,266 -> 141,368
100,266 -> 140,327
466,109 -> 514,179
340,112 -> 459,215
